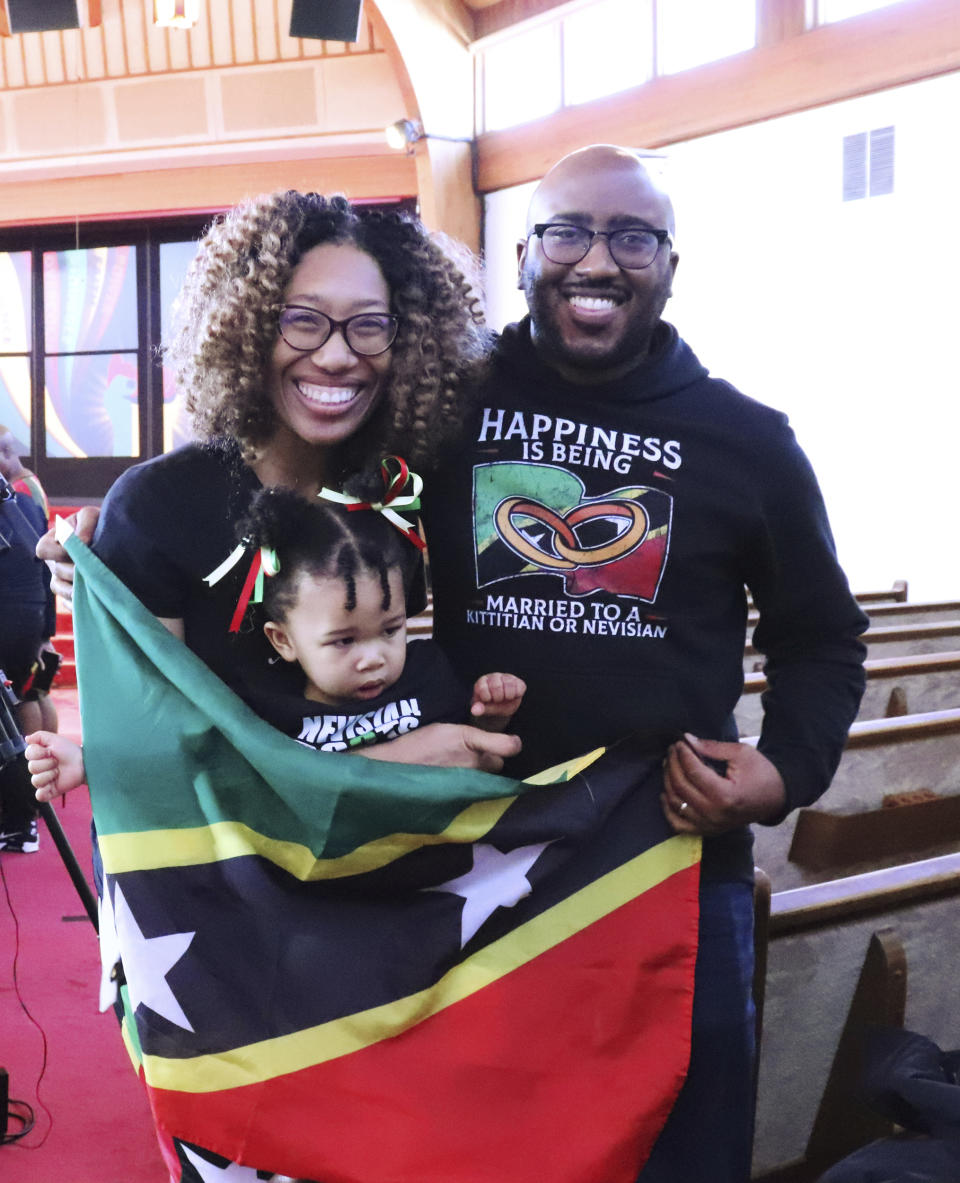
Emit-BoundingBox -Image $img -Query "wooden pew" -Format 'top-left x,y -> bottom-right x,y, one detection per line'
750,708 -> 960,891
862,598 -> 960,625
411,583 -> 923,646
746,597 -> 959,631
751,853 -> 960,1181
407,611 -> 433,637
745,619 -> 960,674
735,649 -> 960,735
748,581 -> 908,609
410,582 -> 916,645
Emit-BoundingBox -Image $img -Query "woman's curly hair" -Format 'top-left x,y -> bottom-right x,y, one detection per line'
168,191 -> 490,475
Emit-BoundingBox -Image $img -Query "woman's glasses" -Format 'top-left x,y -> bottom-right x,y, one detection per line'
277,305 -> 400,357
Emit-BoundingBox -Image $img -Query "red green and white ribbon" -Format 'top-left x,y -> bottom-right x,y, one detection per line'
317,456 -> 425,552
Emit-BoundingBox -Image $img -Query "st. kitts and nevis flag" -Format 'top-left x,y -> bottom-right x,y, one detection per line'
65,529 -> 701,1183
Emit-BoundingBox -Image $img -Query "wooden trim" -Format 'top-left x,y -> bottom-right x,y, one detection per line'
475,0 -> 960,191
746,618 -> 960,659
788,793 -> 960,872
742,647 -> 960,695
860,649 -> 960,675
863,600 -> 960,620
748,598 -> 960,627
853,619 -> 960,643
768,852 -> 960,935
0,154 -> 419,225
472,0 -> 568,39
844,706 -> 960,748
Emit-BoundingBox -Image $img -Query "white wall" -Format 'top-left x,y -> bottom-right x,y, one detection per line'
482,73 -> 960,600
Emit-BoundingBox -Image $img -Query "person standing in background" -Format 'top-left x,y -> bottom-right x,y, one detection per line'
0,426 -> 60,735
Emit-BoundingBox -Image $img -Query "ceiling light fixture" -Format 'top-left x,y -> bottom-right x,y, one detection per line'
385,118 -> 478,193
385,119 -> 474,152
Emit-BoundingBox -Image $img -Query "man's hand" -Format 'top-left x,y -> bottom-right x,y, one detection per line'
36,505 -> 100,603
359,723 -> 521,773
469,673 -> 527,732
25,731 -> 87,802
661,733 -> 786,835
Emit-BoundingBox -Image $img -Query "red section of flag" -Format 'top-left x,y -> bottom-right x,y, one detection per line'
149,860 -> 700,1183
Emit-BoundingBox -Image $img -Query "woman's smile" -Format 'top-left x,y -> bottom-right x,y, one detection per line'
268,242 -> 393,449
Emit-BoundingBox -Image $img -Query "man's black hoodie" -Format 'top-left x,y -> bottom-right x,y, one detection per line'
423,318 -> 867,880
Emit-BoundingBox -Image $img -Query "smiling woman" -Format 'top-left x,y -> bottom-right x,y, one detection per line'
24,190 -> 525,1183
43,190 -> 492,702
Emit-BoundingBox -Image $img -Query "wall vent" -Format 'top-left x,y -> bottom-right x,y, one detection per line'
843,126 -> 895,201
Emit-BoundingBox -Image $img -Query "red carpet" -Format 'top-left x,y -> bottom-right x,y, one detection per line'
1,689 -> 169,1183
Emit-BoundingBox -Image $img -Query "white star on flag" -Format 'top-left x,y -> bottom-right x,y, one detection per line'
427,842 -> 548,947
181,1142 -> 266,1180
97,880 -> 122,1012
113,882 -> 196,1031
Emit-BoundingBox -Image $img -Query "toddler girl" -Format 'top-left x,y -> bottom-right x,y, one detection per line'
27,474 -> 524,792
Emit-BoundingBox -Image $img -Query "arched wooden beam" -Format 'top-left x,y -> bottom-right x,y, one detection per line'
370,0 -> 481,252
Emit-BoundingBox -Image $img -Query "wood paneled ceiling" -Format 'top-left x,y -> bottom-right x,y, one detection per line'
0,0 -> 570,94
0,0 -> 385,91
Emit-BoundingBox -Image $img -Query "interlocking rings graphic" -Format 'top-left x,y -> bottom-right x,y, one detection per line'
494,496 -> 649,571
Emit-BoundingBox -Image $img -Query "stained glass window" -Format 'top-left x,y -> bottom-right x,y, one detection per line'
0,250 -> 33,452
159,239 -> 200,451
42,247 -> 139,458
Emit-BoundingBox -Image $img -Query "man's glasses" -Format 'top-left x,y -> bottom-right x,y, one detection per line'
277,305 -> 400,357
531,223 -> 671,270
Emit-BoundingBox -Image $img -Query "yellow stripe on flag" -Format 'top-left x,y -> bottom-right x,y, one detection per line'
140,832 -> 700,1094
98,795 -> 519,879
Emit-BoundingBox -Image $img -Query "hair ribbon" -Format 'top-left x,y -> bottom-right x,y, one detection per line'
204,544 -> 280,633
317,456 -> 426,552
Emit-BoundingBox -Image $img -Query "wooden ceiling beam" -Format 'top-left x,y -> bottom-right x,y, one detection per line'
371,0 -> 481,250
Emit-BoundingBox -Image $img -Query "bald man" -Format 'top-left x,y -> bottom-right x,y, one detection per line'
422,145 -> 868,1180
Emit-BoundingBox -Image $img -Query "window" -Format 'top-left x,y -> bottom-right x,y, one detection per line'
562,0 -> 652,107
0,250 -> 33,456
481,23 -> 562,133
657,0 -> 757,76
476,0 -> 758,134
0,217 -> 209,499
42,245 -> 140,459
159,240 -> 201,451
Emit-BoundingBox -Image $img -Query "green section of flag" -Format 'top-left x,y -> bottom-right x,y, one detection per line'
67,534 -> 522,858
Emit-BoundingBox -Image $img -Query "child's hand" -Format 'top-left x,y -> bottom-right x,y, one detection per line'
24,731 -> 87,802
470,673 -> 527,732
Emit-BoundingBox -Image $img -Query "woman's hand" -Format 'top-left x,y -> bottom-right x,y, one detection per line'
359,723 -> 521,773
36,505 -> 101,603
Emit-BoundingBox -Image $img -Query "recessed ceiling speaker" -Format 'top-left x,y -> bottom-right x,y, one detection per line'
3,0 -> 82,33
289,0 -> 363,44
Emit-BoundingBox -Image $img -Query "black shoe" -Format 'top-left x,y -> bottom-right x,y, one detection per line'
0,818 -> 39,853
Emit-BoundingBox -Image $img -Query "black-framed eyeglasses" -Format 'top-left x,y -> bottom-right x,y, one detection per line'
276,305 -> 400,357
531,223 -> 672,270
